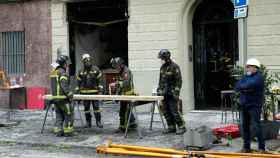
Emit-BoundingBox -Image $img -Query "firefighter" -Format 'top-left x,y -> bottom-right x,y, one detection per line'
157,49 -> 186,135
109,57 -> 137,133
50,55 -> 74,137
76,54 -> 103,128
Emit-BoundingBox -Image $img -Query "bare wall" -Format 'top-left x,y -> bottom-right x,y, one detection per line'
0,0 -> 52,88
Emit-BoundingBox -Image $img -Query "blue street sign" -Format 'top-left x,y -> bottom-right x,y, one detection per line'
234,0 -> 248,8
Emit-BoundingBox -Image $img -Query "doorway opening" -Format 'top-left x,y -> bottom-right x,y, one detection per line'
67,0 -> 128,76
193,0 -> 238,109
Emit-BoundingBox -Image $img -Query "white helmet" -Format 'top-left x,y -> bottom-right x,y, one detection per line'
82,54 -> 90,61
246,58 -> 261,68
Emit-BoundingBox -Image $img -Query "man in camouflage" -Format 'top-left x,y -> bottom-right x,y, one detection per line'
109,57 -> 137,133
157,49 -> 186,135
50,55 -> 74,137
76,54 -> 103,128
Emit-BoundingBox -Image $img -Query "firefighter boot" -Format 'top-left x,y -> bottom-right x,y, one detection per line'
94,112 -> 103,128
85,114 -> 92,128
176,126 -> 186,135
163,125 -> 176,134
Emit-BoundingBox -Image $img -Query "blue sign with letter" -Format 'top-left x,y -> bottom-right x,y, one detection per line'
234,0 -> 248,8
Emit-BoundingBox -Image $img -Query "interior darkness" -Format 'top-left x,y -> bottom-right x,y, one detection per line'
67,0 -> 128,76
193,0 -> 238,109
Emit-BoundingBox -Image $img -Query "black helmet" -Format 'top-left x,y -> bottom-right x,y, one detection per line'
56,55 -> 69,66
158,49 -> 171,60
110,57 -> 124,68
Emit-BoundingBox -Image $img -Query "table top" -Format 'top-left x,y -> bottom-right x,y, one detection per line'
43,94 -> 164,102
0,86 -> 25,90
221,90 -> 235,94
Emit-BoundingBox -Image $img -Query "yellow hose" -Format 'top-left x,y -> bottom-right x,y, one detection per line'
109,143 -> 187,155
97,146 -> 185,158
98,141 -> 280,158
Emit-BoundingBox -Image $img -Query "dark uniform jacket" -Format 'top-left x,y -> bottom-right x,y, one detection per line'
50,66 -> 72,100
157,61 -> 182,97
76,66 -> 103,94
117,66 -> 135,95
235,71 -> 264,108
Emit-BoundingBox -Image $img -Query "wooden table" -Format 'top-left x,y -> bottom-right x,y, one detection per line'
0,86 -> 26,121
43,94 -> 165,138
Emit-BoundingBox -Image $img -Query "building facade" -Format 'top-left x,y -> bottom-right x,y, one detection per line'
0,0 -> 51,87
1,0 -> 280,113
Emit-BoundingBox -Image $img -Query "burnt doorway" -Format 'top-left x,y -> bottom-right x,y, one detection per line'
67,0 -> 128,76
193,0 -> 238,109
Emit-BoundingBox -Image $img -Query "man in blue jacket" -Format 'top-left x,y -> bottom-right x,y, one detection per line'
235,58 -> 265,153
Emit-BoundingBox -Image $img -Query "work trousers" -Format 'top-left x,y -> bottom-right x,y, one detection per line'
83,100 -> 101,122
54,100 -> 74,134
241,106 -> 265,150
119,101 -> 136,129
162,94 -> 185,130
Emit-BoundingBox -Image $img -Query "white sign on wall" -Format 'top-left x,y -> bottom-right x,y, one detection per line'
234,6 -> 248,19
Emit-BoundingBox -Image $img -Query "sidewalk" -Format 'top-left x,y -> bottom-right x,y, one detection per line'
0,103 -> 279,156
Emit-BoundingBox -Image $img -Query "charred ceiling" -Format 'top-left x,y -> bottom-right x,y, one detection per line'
67,0 -> 128,23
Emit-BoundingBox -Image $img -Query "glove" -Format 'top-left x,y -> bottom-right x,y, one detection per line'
75,87 -> 80,94
172,89 -> 180,100
67,92 -> 74,100
157,88 -> 163,96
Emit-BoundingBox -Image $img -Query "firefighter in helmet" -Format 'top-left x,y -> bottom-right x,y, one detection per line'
157,49 -> 186,135
109,57 -> 137,133
50,55 -> 74,137
76,54 -> 103,128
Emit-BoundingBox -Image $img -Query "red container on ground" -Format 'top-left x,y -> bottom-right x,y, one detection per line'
213,124 -> 240,138
27,87 -> 46,110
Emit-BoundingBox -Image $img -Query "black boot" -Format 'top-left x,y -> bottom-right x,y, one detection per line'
176,126 -> 186,135
114,127 -> 125,133
85,113 -> 92,128
94,112 -> 103,128
163,124 -> 176,134
56,131 -> 64,137
85,120 -> 92,128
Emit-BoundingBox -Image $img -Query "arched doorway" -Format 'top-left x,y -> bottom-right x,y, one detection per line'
193,0 -> 238,109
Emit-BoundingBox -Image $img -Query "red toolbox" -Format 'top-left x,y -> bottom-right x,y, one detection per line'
27,87 -> 46,110
213,124 -> 240,138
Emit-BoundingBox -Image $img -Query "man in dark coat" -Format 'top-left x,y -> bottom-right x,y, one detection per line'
235,58 -> 266,153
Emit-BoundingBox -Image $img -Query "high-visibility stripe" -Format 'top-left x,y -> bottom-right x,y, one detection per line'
84,111 -> 91,114
94,109 -> 102,113
56,76 -> 60,96
50,75 -> 58,78
49,95 -> 67,99
124,89 -> 136,95
80,89 -> 99,93
64,126 -> 73,133
97,73 -> 102,78
65,103 -> 71,115
60,76 -> 68,81
53,127 -> 62,133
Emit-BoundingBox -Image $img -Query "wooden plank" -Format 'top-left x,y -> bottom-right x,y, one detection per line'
43,94 -> 164,102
